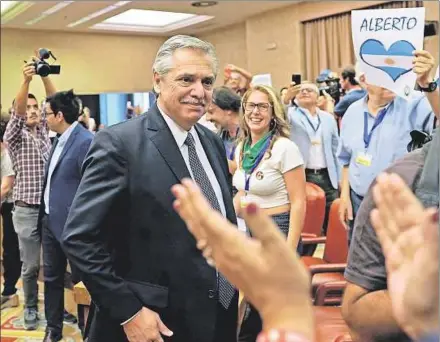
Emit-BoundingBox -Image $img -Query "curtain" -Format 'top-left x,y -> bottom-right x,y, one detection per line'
99,93 -> 128,127
303,1 -> 424,81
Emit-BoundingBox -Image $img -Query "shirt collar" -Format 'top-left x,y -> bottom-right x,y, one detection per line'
297,106 -> 321,118
157,105 -> 197,148
363,95 -> 393,114
58,121 -> 78,145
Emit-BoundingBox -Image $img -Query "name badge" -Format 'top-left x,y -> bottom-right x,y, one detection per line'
355,152 -> 373,167
240,193 -> 250,208
311,138 -> 321,146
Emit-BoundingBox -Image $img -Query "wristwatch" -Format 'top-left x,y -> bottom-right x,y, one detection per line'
417,81 -> 438,93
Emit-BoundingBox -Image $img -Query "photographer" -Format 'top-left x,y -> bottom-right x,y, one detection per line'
334,66 -> 366,118
4,53 -> 75,331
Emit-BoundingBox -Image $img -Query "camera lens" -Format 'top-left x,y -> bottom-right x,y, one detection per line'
36,63 -> 50,77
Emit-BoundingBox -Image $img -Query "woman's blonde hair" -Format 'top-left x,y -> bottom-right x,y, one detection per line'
237,84 -> 291,162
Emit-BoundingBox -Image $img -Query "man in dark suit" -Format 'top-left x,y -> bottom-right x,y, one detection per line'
39,89 -> 93,341
61,35 -> 238,342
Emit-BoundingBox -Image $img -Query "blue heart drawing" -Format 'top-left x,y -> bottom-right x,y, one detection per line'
360,39 -> 415,81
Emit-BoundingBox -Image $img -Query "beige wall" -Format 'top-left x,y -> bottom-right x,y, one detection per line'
2,1 -> 439,105
1,29 -> 166,105
199,23 -> 248,87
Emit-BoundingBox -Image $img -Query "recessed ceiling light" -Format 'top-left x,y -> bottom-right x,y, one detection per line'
191,1 -> 218,7
1,1 -> 18,14
91,9 -> 214,33
102,9 -> 195,27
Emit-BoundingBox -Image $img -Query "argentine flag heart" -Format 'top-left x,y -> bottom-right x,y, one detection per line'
360,39 -> 415,82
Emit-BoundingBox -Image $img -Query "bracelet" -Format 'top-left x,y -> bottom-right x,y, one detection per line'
257,329 -> 311,342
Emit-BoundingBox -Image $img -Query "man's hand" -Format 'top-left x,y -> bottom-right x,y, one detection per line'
370,173 -> 439,341
22,58 -> 37,83
284,83 -> 301,105
339,194 -> 353,226
171,179 -> 314,340
122,307 -> 173,342
413,50 -> 436,88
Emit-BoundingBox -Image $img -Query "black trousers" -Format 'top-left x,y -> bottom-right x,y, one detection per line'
42,215 -> 80,335
1,202 -> 22,296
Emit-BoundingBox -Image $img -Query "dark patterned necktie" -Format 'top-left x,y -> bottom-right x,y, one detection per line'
184,132 -> 235,309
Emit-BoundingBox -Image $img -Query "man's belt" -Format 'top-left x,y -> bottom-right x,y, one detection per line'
305,168 -> 328,175
15,200 -> 40,209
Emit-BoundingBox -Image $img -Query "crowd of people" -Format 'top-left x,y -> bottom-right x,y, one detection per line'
0,30 -> 438,342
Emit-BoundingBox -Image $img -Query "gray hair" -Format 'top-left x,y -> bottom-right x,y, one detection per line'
152,35 -> 218,78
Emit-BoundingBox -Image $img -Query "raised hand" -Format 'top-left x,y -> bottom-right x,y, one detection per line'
171,179 -> 314,339
370,173 -> 439,341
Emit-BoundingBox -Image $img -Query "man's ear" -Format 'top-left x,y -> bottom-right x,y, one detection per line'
153,72 -> 161,94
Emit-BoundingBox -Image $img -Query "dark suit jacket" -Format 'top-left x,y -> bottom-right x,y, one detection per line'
38,123 -> 93,241
61,104 -> 238,342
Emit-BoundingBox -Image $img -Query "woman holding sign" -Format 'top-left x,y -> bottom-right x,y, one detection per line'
233,85 -> 306,252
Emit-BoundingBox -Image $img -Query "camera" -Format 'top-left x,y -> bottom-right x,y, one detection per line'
316,77 -> 343,103
33,48 -> 61,77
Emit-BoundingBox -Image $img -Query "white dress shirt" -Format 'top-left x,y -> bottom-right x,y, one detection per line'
304,111 -> 327,169
158,106 -> 227,216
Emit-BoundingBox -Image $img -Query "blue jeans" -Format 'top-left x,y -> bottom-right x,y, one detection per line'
348,189 -> 364,247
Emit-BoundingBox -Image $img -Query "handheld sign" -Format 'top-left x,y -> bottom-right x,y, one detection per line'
352,7 -> 425,99
251,74 -> 272,87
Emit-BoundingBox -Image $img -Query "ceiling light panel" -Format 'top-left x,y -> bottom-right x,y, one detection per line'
67,1 -> 131,28
1,1 -> 34,24
102,9 -> 195,27
1,1 -> 18,14
26,1 -> 73,25
91,9 -> 214,33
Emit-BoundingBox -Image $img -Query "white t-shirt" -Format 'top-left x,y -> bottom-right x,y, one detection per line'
233,137 -> 304,208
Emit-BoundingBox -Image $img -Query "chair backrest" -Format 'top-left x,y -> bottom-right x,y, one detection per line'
302,182 -> 326,237
323,199 -> 349,263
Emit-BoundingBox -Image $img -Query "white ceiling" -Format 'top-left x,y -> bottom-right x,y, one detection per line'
1,1 -> 302,36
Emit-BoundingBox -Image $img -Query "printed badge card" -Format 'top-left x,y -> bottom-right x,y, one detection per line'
352,7 -> 426,99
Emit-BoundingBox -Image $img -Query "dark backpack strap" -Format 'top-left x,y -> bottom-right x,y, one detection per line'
414,129 -> 440,208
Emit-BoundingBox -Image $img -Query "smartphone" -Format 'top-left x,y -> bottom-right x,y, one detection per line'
291,74 -> 301,85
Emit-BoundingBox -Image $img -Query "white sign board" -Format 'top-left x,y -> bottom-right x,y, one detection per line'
352,7 -> 425,99
251,74 -> 272,87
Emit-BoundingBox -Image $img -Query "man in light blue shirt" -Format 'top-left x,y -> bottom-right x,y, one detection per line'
289,82 -> 341,234
337,81 -> 434,245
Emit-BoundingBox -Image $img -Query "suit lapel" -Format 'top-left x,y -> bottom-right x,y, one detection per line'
147,105 -> 191,182
52,125 -> 80,174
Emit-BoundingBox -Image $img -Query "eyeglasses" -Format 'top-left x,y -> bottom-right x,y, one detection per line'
299,88 -> 316,94
44,111 -> 56,116
243,102 -> 272,113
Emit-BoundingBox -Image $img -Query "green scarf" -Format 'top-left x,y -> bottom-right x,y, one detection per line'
242,131 -> 272,173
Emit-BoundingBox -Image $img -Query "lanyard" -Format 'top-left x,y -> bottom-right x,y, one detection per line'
228,145 -> 236,161
222,127 -> 240,160
244,137 -> 271,192
363,107 -> 388,149
299,108 -> 321,134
